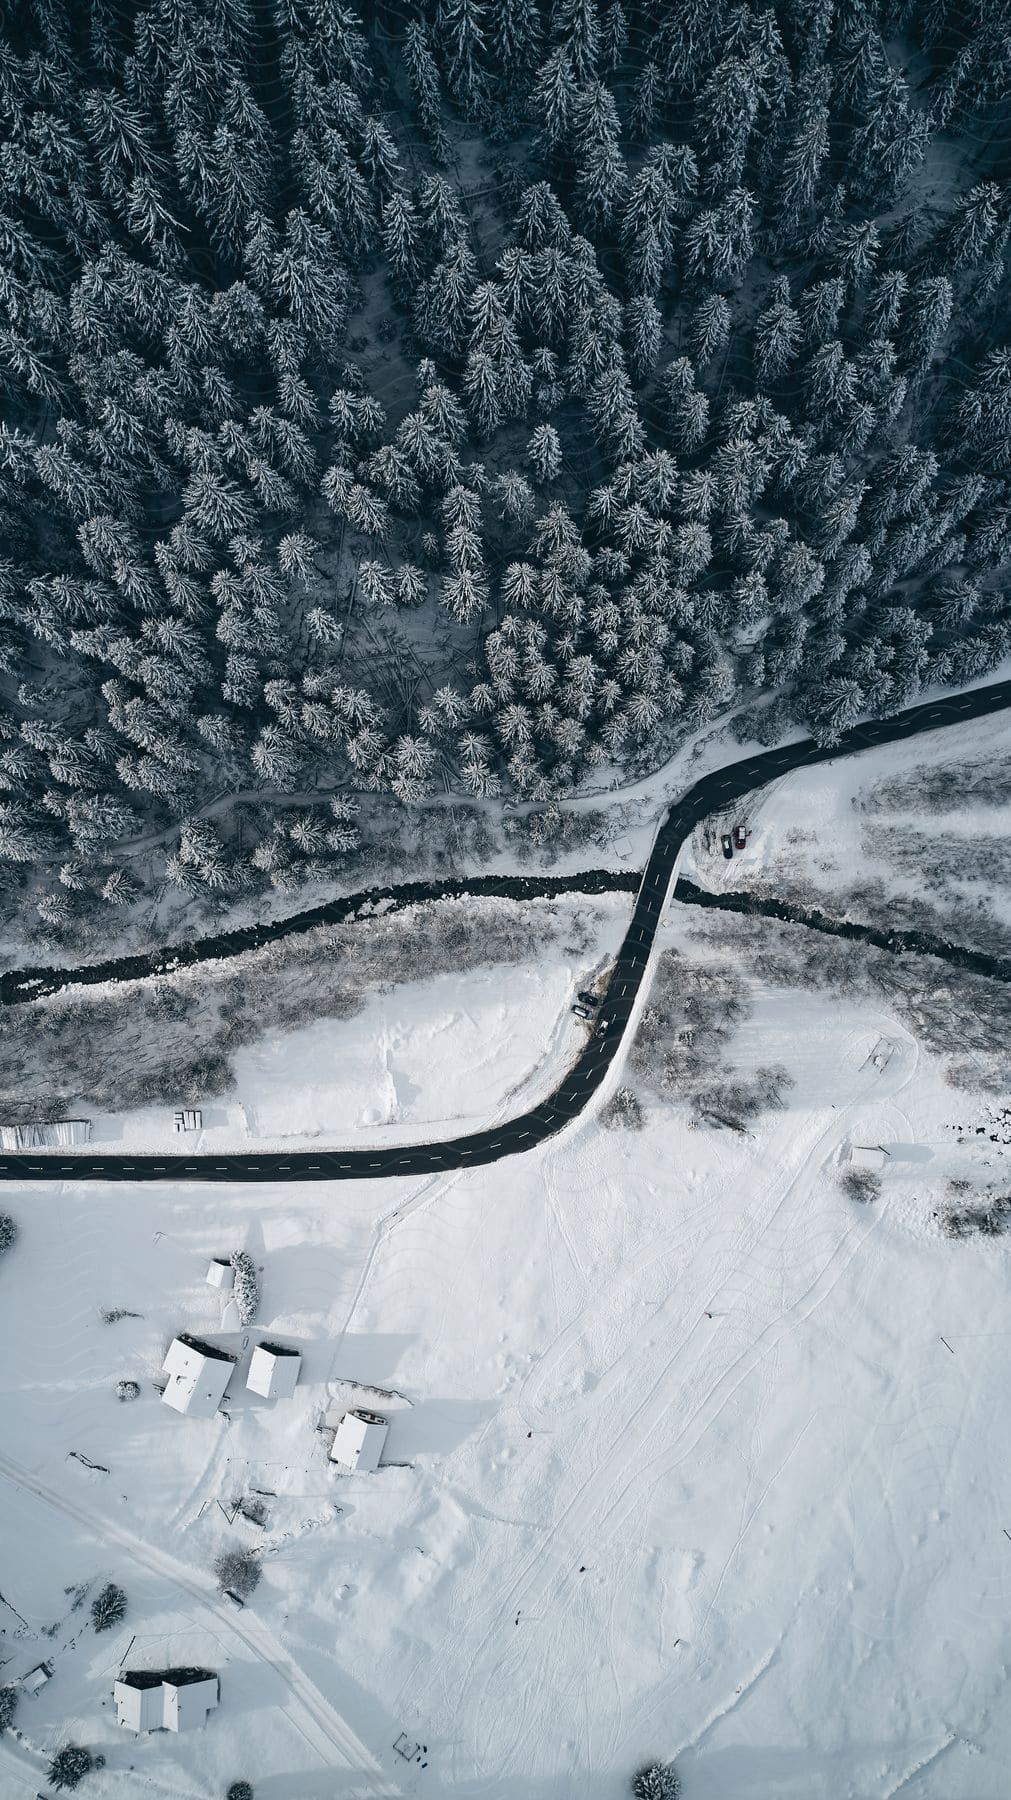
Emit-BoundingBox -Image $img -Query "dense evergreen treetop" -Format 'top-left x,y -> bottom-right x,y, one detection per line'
0,0 -> 1009,939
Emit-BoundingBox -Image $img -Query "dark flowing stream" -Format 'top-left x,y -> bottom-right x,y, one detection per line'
0,869 -> 640,1005
672,878 -> 1011,984
1,677 -> 1008,1181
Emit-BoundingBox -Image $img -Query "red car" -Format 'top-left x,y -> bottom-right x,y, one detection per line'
733,824 -> 748,850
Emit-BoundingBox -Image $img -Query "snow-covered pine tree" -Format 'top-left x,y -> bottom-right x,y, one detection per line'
437,0 -> 488,116
230,1250 -> 261,1324
533,49 -> 578,152
528,423 -> 563,483
552,0 -> 600,83
689,294 -> 730,368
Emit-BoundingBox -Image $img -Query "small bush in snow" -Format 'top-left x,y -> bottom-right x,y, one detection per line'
601,1086 -> 645,1130
214,1547 -> 261,1599
631,1763 -> 680,1800
227,1783 -> 255,1800
90,1582 -> 127,1632
47,1744 -> 94,1790
116,1378 -> 140,1402
942,1194 -> 1011,1238
0,1214 -> 17,1255
0,1684 -> 18,1732
230,1251 -> 260,1325
841,1168 -> 882,1205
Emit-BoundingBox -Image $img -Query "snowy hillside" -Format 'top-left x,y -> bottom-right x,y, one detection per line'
681,710 -> 1011,954
1,902 -> 1009,1799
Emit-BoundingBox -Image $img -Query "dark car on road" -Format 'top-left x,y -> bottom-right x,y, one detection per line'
721,833 -> 734,858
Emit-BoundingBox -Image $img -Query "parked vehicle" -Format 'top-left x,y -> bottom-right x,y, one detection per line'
572,1002 -> 594,1020
577,989 -> 599,1008
733,824 -> 747,849
721,833 -> 734,858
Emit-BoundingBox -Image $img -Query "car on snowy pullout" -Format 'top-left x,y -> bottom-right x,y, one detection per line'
721,833 -> 734,858
572,1002 -> 594,1020
577,989 -> 599,1008
733,824 -> 747,849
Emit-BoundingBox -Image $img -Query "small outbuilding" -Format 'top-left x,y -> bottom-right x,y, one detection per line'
247,1341 -> 301,1400
205,1258 -> 234,1291
161,1334 -> 236,1418
0,1120 -> 90,1151
849,1144 -> 887,1171
330,1408 -> 388,1472
114,1668 -> 219,1734
174,1108 -> 202,1132
20,1661 -> 52,1695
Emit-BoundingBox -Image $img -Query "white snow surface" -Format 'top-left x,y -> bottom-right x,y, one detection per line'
1,909 -> 1009,1799
86,897 -> 626,1151
679,709 -> 1011,923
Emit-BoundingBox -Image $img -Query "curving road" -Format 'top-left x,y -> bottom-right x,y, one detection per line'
2,679 -> 1008,1184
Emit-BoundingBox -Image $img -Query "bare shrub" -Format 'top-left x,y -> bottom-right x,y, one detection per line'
601,1086 -> 645,1130
214,1547 -> 261,1599
629,950 -> 791,1128
841,1168 -> 882,1204
688,913 -> 1011,1095
90,1582 -> 127,1632
0,895 -> 570,1116
115,1379 -> 140,1402
0,1213 -> 17,1255
227,1784 -> 255,1800
941,1195 -> 1011,1238
0,1685 -> 18,1732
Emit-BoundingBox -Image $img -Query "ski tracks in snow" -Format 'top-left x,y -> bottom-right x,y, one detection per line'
445,1044 -> 908,1784
0,1449 -> 394,1788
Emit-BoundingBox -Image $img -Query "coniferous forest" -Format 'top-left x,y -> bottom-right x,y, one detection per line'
1,0 -> 1010,944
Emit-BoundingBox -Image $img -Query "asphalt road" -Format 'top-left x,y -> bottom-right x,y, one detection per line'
2,679 -> 1008,1185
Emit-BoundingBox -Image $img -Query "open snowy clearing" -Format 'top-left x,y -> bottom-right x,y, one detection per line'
1,913 -> 1009,1799
77,896 -> 626,1152
680,710 -> 1011,938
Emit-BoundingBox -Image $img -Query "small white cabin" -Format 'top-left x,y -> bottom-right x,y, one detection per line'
247,1342 -> 301,1400
205,1258 -> 234,1291
849,1144 -> 887,1171
20,1662 -> 52,1695
114,1669 -> 219,1733
161,1335 -> 235,1417
330,1408 -> 388,1472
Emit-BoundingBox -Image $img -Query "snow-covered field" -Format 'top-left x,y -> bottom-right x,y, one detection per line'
83,897 -> 625,1151
2,903 -> 1009,1800
680,711 -> 1011,940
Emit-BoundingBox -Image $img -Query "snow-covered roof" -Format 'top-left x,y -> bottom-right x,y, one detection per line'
114,1669 -> 219,1733
205,1258 -> 234,1289
246,1341 -> 301,1400
161,1334 -> 235,1417
164,1673 -> 219,1732
849,1144 -> 886,1169
330,1408 -> 388,1472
